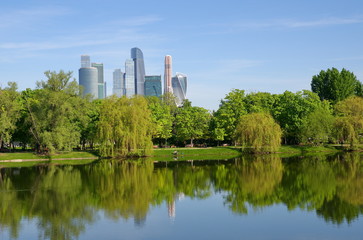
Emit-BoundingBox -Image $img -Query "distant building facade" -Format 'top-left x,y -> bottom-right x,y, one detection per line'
144,75 -> 162,97
113,69 -> 124,97
91,62 -> 106,99
79,55 -> 98,99
124,59 -> 135,97
164,55 -> 173,95
131,47 -> 145,95
172,73 -> 187,106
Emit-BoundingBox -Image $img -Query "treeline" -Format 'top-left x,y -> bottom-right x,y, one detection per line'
0,67 -> 362,156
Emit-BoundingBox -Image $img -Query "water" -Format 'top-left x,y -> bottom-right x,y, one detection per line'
1,153 -> 362,240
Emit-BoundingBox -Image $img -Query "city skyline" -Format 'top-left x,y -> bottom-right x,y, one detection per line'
1,0 -> 363,110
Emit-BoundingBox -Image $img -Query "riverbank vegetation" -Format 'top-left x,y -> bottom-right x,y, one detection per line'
1,67 -> 363,157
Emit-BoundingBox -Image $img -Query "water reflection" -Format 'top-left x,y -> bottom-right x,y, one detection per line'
1,153 -> 363,239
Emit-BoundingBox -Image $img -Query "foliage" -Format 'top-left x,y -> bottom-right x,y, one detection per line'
333,96 -> 363,147
174,100 -> 211,145
236,112 -> 282,153
311,68 -> 362,103
272,90 -> 328,144
213,89 -> 247,142
0,82 -> 21,148
146,96 -> 173,144
24,71 -> 87,153
300,106 -> 335,144
97,96 -> 153,157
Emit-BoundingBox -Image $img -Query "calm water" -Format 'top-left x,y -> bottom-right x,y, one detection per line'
1,153 -> 363,240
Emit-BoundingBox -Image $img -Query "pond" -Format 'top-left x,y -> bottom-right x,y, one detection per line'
1,153 -> 363,240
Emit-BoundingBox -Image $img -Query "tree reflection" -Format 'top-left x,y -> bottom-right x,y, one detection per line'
1,153 -> 363,239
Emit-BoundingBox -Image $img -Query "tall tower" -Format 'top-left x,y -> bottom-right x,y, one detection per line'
79,55 -> 98,99
113,69 -> 124,97
91,63 -> 105,99
164,55 -> 173,95
172,73 -> 187,106
125,59 -> 135,97
131,47 -> 145,95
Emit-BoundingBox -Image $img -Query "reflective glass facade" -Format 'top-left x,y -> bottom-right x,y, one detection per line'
125,59 -> 135,97
172,73 -> 187,106
113,69 -> 124,97
144,75 -> 162,97
79,67 -> 98,99
131,47 -> 145,95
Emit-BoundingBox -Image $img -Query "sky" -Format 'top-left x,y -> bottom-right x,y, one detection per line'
1,0 -> 363,110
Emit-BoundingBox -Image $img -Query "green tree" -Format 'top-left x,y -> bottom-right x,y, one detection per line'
235,112 -> 282,153
97,96 -> 153,157
300,105 -> 335,144
146,96 -> 173,146
272,90 -> 325,144
311,68 -> 362,103
24,71 -> 86,153
213,89 -> 247,142
174,100 -> 211,145
0,82 -> 21,148
333,96 -> 363,148
243,92 -> 276,113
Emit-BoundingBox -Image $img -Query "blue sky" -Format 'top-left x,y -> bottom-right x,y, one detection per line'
1,0 -> 363,110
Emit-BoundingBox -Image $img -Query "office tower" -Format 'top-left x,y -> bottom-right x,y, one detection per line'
91,63 -> 105,99
125,59 -> 135,97
164,55 -> 173,95
79,55 -> 98,98
81,55 -> 90,68
113,69 -> 124,97
172,73 -> 187,106
144,75 -> 162,97
131,47 -> 145,95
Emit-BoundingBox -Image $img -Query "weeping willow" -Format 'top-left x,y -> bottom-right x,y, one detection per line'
97,96 -> 153,157
236,112 -> 282,153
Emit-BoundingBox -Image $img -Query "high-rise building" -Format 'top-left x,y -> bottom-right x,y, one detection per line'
164,55 -> 173,95
113,69 -> 124,97
144,75 -> 162,97
91,63 -> 106,99
79,55 -> 98,99
131,47 -> 145,95
125,59 -> 135,97
172,73 -> 187,106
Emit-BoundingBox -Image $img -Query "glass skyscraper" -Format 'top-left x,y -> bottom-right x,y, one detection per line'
144,75 -> 162,97
131,47 -> 145,95
91,63 -> 106,99
125,59 -> 135,97
79,55 -> 98,99
113,69 -> 124,97
172,73 -> 187,106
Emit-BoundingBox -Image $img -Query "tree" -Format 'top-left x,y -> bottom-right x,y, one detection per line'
146,96 -> 173,146
311,68 -> 362,103
0,82 -> 21,149
272,90 -> 327,144
24,71 -> 86,153
300,106 -> 335,145
174,100 -> 210,145
333,96 -> 363,148
213,89 -> 247,142
235,112 -> 282,153
243,92 -> 276,114
97,96 -> 153,157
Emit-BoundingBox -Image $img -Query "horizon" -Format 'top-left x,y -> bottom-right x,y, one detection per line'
1,0 -> 362,111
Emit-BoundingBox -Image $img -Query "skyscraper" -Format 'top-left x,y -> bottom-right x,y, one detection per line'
172,73 -> 187,106
125,59 -> 135,97
144,75 -> 162,97
113,69 -> 124,97
79,55 -> 98,99
91,63 -> 106,99
131,47 -> 145,95
164,55 -> 173,95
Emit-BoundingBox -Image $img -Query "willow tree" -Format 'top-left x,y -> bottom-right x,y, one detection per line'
97,96 -> 153,157
235,112 -> 282,153
334,96 -> 363,148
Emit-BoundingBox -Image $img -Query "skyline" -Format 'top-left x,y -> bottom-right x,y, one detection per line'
1,0 -> 363,110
